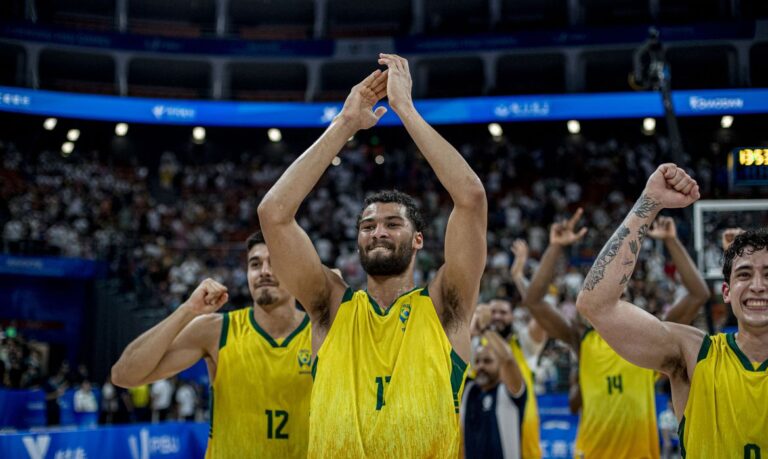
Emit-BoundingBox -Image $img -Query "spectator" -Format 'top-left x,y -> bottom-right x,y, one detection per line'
101,377 -> 119,425
658,399 -> 679,459
175,380 -> 197,422
128,384 -> 151,423
73,380 -> 99,427
150,378 -> 174,422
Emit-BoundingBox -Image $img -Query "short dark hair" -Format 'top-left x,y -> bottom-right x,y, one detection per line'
246,231 -> 266,252
356,190 -> 425,233
722,229 -> 768,281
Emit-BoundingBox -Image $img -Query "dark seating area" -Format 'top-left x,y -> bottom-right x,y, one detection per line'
424,0 -> 490,35
581,0 -> 651,26
583,48 -> 635,93
418,57 -> 485,98
39,49 -> 116,94
36,0 -> 115,31
228,62 -> 307,101
230,0 -> 314,40
128,58 -> 211,99
317,61 -> 381,101
327,0 -> 412,38
666,45 -> 737,89
0,43 -> 26,87
496,0 -> 569,32
128,0 -> 216,37
493,53 -> 566,95
750,42 -> 768,87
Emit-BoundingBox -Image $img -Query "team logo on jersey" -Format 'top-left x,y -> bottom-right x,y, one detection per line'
399,303 -> 411,331
297,349 -> 312,374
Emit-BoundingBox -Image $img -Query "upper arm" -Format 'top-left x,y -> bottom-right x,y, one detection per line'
581,298 -> 703,376
258,216 -> 346,323
433,195 -> 488,323
140,314 -> 221,385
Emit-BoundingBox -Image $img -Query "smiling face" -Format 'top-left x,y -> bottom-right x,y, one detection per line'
722,247 -> 768,330
473,346 -> 500,390
247,243 -> 291,309
357,202 -> 423,277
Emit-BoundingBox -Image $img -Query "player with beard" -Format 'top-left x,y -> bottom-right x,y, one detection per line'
112,231 -> 312,458
258,54 -> 487,457
461,330 -> 526,459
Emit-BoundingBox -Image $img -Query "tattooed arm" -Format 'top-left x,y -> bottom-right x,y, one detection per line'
576,164 -> 706,376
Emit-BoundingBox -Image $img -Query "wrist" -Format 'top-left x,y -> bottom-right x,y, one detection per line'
392,101 -> 416,118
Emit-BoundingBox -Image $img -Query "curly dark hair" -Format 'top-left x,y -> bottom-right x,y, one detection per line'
246,230 -> 266,252
722,229 -> 768,281
356,190 -> 425,233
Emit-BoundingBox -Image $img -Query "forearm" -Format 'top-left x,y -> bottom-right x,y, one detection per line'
111,306 -> 197,387
259,119 -> 355,223
665,237 -> 709,302
512,274 -> 530,297
523,244 -> 562,307
395,105 -> 485,206
499,358 -> 525,395
579,194 -> 661,316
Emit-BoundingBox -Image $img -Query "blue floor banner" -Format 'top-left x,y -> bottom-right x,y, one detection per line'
0,422 -> 209,459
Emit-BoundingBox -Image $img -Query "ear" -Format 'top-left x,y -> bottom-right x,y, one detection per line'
413,231 -> 424,250
721,281 -> 731,304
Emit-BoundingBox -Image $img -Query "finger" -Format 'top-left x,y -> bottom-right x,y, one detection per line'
567,207 -> 584,228
575,227 -> 588,240
370,69 -> 389,93
673,175 -> 695,193
680,180 -> 695,195
359,69 -> 382,88
691,184 -> 700,200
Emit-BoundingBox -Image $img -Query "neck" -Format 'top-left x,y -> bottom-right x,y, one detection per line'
251,300 -> 304,338
735,325 -> 768,363
479,380 -> 499,393
366,270 -> 415,310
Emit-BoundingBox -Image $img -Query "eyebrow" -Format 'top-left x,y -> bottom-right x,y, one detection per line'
360,215 -> 406,223
248,256 -> 263,263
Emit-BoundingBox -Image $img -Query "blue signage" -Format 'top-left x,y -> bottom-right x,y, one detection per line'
1,85 -> 766,127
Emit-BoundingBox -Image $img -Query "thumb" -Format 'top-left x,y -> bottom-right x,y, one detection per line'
373,106 -> 388,119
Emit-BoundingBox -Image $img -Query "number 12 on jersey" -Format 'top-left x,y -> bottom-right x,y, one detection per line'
265,410 -> 289,439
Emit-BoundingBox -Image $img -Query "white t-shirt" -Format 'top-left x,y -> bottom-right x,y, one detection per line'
151,379 -> 174,410
74,389 -> 98,413
175,384 -> 196,417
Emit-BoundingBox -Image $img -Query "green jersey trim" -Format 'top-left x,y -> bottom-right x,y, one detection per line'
218,312 -> 230,349
248,308 -> 310,348
726,332 -> 768,372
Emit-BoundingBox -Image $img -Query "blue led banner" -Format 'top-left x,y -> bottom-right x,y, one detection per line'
1,85 -> 767,127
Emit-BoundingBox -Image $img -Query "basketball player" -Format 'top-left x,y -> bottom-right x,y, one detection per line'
576,163 -> 767,456
257,53 -> 487,457
111,232 -> 312,458
522,208 -> 709,458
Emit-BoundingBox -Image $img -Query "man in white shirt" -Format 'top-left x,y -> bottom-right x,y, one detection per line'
150,378 -> 174,422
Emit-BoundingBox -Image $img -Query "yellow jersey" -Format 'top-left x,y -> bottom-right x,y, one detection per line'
509,335 -> 542,459
309,287 -> 468,458
206,307 -> 312,459
575,328 -> 660,459
680,333 -> 768,458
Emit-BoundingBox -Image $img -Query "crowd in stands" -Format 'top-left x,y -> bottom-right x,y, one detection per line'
0,125 -> 759,418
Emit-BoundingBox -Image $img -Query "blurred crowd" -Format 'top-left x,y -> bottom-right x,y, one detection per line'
0,128 -> 756,400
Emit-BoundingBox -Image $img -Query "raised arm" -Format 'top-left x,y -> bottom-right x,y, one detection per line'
484,331 -> 525,395
378,53 -> 487,326
257,69 -> 389,321
111,279 -> 227,388
648,216 -> 710,324
521,210 -> 587,352
576,164 -> 705,375
510,239 -> 531,295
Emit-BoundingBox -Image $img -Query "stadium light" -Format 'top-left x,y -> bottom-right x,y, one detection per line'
642,118 -> 656,134
115,123 -> 129,137
67,129 -> 80,142
488,123 -> 503,138
721,116 -> 734,129
567,120 -> 581,135
192,126 -> 206,143
331,156 -> 342,166
375,155 -> 385,165
268,128 -> 282,143
61,141 -> 74,156
43,118 -> 57,131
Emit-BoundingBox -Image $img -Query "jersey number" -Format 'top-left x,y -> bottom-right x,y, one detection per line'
744,444 -> 761,459
265,410 -> 289,439
606,374 -> 623,395
375,376 -> 392,410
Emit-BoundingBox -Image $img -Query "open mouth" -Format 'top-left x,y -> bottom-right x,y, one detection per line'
743,299 -> 768,309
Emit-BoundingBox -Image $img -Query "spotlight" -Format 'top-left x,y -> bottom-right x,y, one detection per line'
567,120 -> 581,135
642,118 -> 656,134
721,116 -> 734,129
192,126 -> 206,143
267,128 -> 282,143
43,118 -> 57,131
61,141 -> 74,156
331,157 -> 341,166
488,123 -> 503,138
67,129 -> 80,142
115,123 -> 129,137
374,155 -> 385,165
